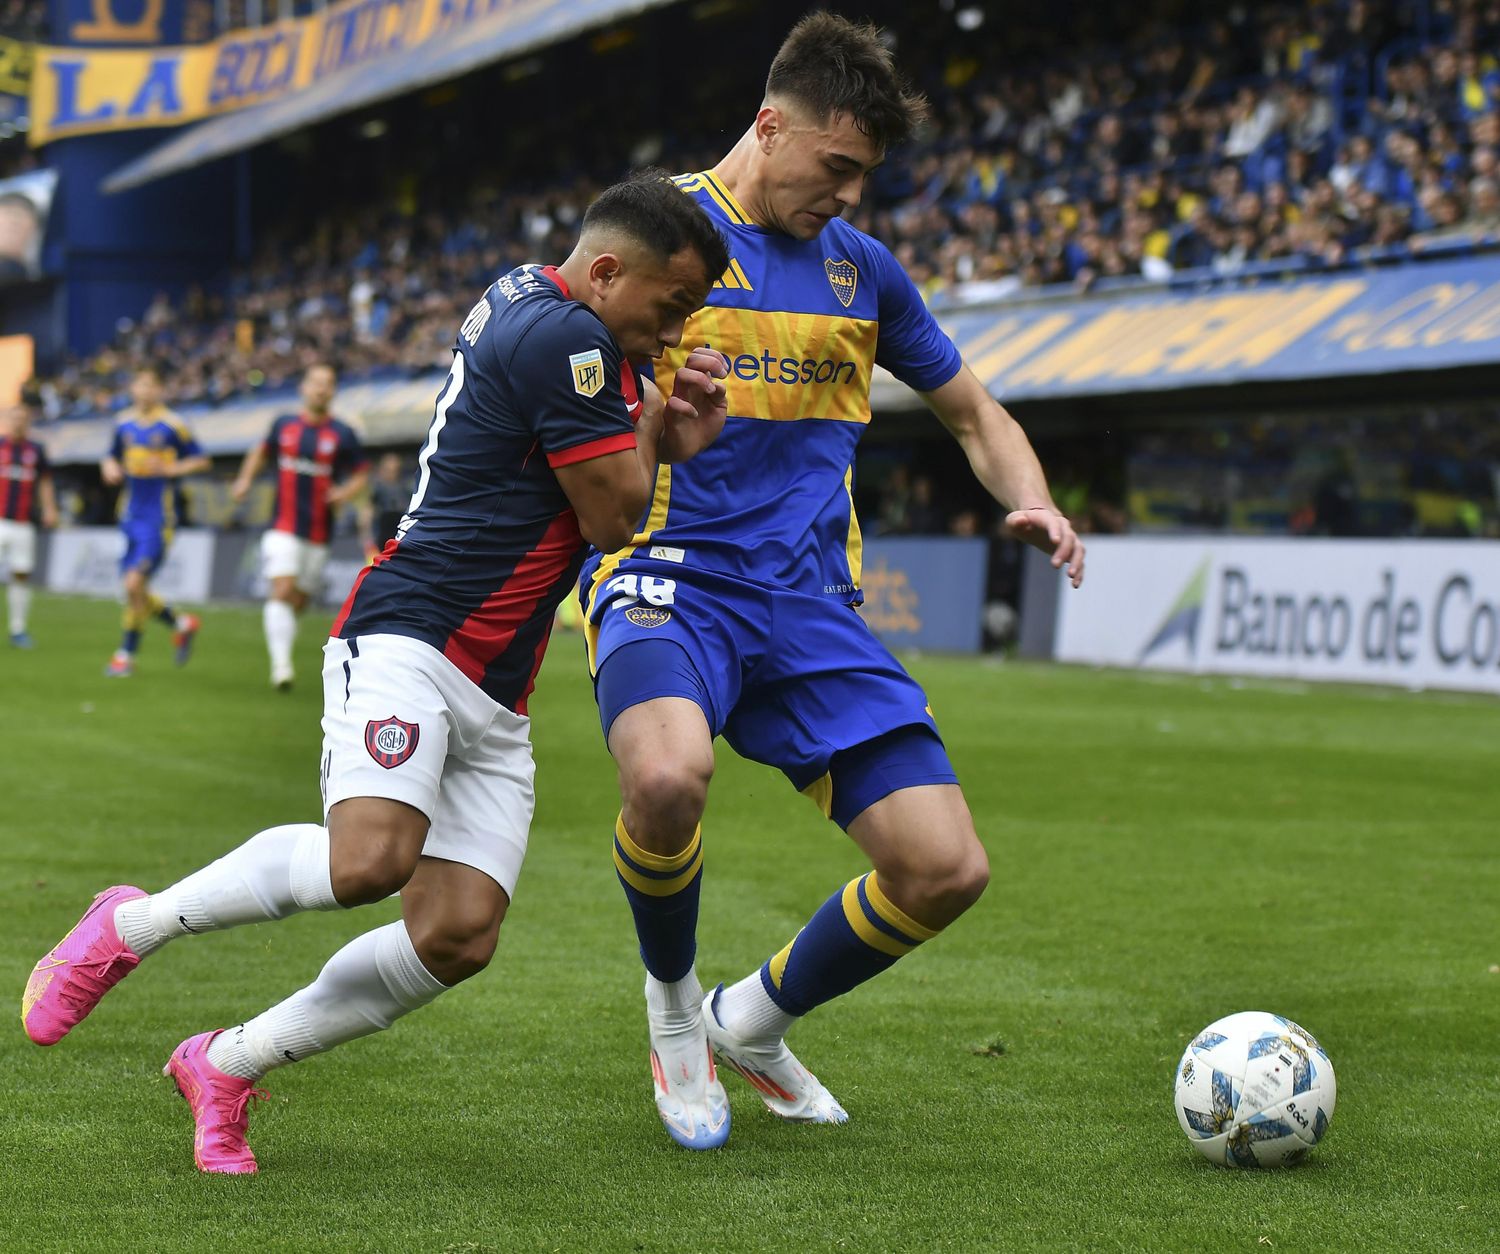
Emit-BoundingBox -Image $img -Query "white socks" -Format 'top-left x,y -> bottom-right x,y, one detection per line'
207,921 -> 447,1080
7,581 -> 30,636
711,968 -> 796,1042
114,823 -> 338,958
646,966 -> 704,1022
263,599 -> 297,679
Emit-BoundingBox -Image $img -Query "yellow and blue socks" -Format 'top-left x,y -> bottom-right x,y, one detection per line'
716,871 -> 940,1038
613,814 -> 703,983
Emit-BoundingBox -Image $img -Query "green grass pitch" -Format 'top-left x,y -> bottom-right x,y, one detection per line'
2,594 -> 1495,1252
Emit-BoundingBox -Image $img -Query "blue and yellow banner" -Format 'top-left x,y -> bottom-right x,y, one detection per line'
29,0 -> 669,150
935,256 -> 1500,402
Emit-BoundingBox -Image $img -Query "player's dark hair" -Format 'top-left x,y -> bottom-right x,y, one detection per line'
304,360 -> 338,380
765,13 -> 929,152
582,169 -> 729,282
135,362 -> 166,383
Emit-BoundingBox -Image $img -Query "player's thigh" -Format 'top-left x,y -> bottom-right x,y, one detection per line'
260,530 -> 301,585
423,694 -> 535,902
0,521 -> 35,575
297,540 -> 329,598
321,635 -> 453,835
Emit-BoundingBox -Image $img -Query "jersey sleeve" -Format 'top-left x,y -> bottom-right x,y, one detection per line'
511,307 -> 637,469
170,418 -> 204,459
872,241 -> 963,393
35,442 -> 51,476
109,423 -> 126,460
261,415 -> 285,457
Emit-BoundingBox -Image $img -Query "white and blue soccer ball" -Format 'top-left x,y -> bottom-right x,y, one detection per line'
1173,1010 -> 1336,1168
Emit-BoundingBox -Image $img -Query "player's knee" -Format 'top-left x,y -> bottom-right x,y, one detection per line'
328,826 -> 422,906
884,838 -> 989,927
407,910 -> 501,985
621,754 -> 713,841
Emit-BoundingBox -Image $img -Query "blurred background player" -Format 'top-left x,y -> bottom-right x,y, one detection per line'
231,363 -> 369,690
22,172 -> 730,1176
99,366 -> 210,677
0,394 -> 59,647
581,15 -> 1084,1150
364,451 -> 411,561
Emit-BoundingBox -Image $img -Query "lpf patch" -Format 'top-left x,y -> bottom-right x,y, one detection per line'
624,606 -> 671,628
570,348 -> 605,397
824,258 -> 858,308
365,716 -> 420,769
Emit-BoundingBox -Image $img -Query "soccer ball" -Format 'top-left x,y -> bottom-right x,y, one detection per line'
1173,1011 -> 1336,1168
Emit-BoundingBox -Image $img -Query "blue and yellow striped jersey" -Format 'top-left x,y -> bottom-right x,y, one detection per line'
110,409 -> 202,530
597,171 -> 962,604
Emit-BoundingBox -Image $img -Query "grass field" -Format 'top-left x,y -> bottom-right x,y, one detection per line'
2,594 -> 1496,1252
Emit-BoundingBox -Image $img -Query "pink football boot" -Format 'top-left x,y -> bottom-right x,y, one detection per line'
22,885 -> 146,1046
164,1030 -> 267,1175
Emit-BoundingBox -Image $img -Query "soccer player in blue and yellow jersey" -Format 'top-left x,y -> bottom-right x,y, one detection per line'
100,366 -> 210,677
582,14 -> 1087,1149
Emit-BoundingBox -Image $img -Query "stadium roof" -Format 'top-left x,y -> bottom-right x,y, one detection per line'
103,0 -> 681,194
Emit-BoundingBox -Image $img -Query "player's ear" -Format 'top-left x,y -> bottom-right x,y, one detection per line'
755,104 -> 782,153
588,251 -> 624,295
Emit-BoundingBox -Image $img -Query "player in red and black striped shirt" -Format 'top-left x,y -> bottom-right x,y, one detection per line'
232,363 -> 368,689
1,397 -> 59,647
22,173 -> 731,1175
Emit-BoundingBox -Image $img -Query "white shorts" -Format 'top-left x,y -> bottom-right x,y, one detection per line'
320,634 -> 535,896
0,519 -> 37,576
261,529 -> 330,594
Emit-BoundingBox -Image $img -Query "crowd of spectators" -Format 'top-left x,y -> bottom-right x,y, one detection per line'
18,0 -> 1500,418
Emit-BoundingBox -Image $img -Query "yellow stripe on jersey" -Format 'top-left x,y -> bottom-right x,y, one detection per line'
801,772 -> 834,819
843,465 -> 863,587
585,464 -> 674,673
658,307 -> 878,425
700,170 -> 753,225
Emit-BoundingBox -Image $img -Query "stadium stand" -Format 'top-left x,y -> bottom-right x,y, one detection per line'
10,0 -> 1500,542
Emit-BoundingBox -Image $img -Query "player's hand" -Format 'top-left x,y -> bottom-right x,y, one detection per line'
1002,506 -> 1085,588
100,460 -> 123,487
658,347 -> 729,463
42,509 -> 60,530
230,478 -> 250,503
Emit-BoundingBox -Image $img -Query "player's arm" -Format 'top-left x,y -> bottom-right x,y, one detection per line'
230,435 -> 271,502
167,420 -> 210,479
101,427 -> 124,486
328,465 -> 369,509
554,386 -> 665,552
38,468 -> 60,529
922,367 -> 1085,587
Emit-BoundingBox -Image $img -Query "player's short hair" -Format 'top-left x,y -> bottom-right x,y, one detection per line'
765,13 -> 929,152
134,362 -> 166,383
304,360 -> 338,381
581,169 -> 729,283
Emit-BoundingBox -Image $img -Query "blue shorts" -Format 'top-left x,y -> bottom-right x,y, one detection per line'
120,521 -> 169,576
588,562 -> 958,829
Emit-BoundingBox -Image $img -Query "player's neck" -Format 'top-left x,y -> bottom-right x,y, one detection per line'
712,131 -> 771,229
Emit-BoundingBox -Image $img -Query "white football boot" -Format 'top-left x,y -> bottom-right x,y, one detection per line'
646,973 -> 730,1149
703,984 -> 848,1124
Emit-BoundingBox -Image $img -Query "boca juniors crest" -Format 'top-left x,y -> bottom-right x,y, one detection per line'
365,716 -> 420,769
824,258 -> 859,308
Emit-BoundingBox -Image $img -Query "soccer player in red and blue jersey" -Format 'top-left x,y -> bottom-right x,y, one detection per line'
232,363 -> 369,690
100,367 -> 210,677
1,397 -> 59,647
23,173 -> 730,1175
582,17 -> 1086,1150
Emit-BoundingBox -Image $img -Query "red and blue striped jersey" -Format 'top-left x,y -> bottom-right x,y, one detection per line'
333,264 -> 642,714
263,414 -> 367,544
0,437 -> 49,523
